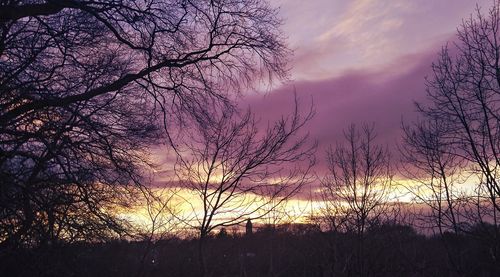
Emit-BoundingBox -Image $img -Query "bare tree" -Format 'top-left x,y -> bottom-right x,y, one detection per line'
399,119 -> 469,274
417,1 -> 500,223
322,124 -> 392,235
321,124 -> 392,277
175,98 -> 315,276
400,119 -> 463,235
0,0 -> 290,247
402,1 -> 500,271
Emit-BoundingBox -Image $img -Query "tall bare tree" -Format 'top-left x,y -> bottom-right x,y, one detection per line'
321,124 -> 392,277
400,119 -> 470,274
402,1 -> 500,271
322,124 -> 392,235
175,98 -> 315,276
0,0 -> 290,247
417,1 -> 500,222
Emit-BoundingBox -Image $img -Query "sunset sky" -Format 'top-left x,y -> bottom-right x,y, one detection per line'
151,0 -> 493,177
142,0 -> 495,228
5,3 -> 500,270
245,0 -> 491,155
240,0 -> 493,216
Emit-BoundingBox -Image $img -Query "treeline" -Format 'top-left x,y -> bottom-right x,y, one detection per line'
1,222 -> 499,277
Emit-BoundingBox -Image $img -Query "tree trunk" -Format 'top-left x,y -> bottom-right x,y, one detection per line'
198,233 -> 207,277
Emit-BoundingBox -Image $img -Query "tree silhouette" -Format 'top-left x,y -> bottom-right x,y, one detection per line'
175,97 -> 315,276
417,1 -> 500,221
321,124 -> 392,277
0,0 -> 289,247
402,1 -> 500,272
400,119 -> 463,234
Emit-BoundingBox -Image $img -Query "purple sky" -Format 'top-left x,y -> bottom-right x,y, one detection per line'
274,0 -> 490,80
242,0 -> 492,168
155,0 -> 494,196
145,1 -> 499,225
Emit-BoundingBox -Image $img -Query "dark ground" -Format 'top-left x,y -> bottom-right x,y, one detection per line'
1,223 -> 499,277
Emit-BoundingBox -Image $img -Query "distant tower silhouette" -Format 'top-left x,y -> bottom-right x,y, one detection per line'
245,219 -> 253,236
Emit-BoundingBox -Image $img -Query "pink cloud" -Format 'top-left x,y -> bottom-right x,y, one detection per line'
242,47 -> 439,177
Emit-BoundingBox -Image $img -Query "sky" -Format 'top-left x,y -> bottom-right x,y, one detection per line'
156,0 -> 495,193
276,0 -> 489,80
244,0 -> 491,159
140,0 -> 496,229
